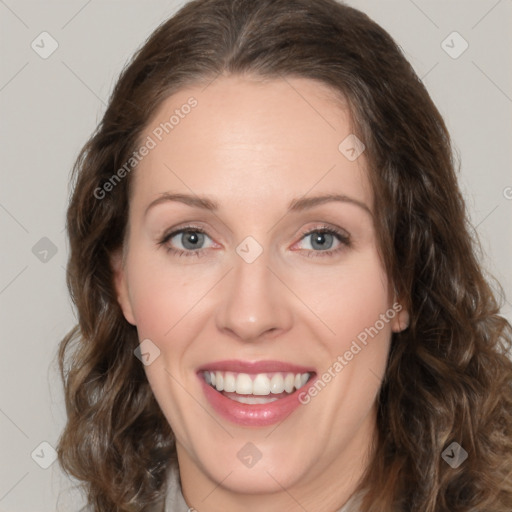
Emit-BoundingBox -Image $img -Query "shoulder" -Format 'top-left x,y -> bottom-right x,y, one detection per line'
163,461 -> 191,511
337,490 -> 365,512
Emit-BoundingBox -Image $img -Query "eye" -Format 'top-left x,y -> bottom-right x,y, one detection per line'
158,226 -> 214,258
294,226 -> 350,257
158,224 -> 351,259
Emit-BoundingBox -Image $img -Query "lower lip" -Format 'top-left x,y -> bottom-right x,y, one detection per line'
198,373 -> 317,427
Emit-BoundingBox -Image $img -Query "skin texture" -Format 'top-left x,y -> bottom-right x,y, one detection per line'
112,76 -> 410,512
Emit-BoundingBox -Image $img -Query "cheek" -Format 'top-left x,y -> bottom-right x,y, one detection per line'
302,256 -> 392,424
125,252 -> 212,340
296,252 -> 391,345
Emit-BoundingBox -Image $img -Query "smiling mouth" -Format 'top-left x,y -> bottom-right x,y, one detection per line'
201,370 -> 314,404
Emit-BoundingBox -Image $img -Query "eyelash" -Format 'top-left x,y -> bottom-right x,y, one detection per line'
158,224 -> 350,259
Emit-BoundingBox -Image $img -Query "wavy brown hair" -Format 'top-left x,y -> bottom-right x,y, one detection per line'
57,0 -> 512,510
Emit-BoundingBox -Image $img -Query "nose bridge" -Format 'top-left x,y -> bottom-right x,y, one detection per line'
215,239 -> 292,341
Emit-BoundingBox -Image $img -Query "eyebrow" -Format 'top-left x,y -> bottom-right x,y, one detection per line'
144,192 -> 372,216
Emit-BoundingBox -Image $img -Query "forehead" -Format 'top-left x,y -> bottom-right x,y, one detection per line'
131,75 -> 372,213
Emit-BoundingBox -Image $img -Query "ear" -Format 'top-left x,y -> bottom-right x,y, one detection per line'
390,299 -> 410,333
110,249 -> 137,326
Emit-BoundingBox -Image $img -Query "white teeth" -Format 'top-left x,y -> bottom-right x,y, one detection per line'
269,374 -> 285,393
235,373 -> 253,394
284,373 -> 295,393
224,372 -> 236,392
203,370 -> 311,396
229,395 -> 279,404
215,371 -> 224,391
253,374 -> 271,395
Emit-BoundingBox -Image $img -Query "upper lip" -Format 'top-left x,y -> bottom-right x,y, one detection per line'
197,359 -> 316,374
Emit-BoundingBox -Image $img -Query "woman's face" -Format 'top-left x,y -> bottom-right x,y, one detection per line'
113,76 -> 409,509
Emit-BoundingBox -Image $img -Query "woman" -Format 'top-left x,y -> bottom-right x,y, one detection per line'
57,0 -> 512,510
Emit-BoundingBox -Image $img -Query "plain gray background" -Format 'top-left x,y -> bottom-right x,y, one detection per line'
1,1 -> 511,510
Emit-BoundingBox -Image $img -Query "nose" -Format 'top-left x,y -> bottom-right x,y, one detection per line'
215,248 -> 293,343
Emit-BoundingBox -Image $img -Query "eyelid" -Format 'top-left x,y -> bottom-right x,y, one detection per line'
296,223 -> 350,242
